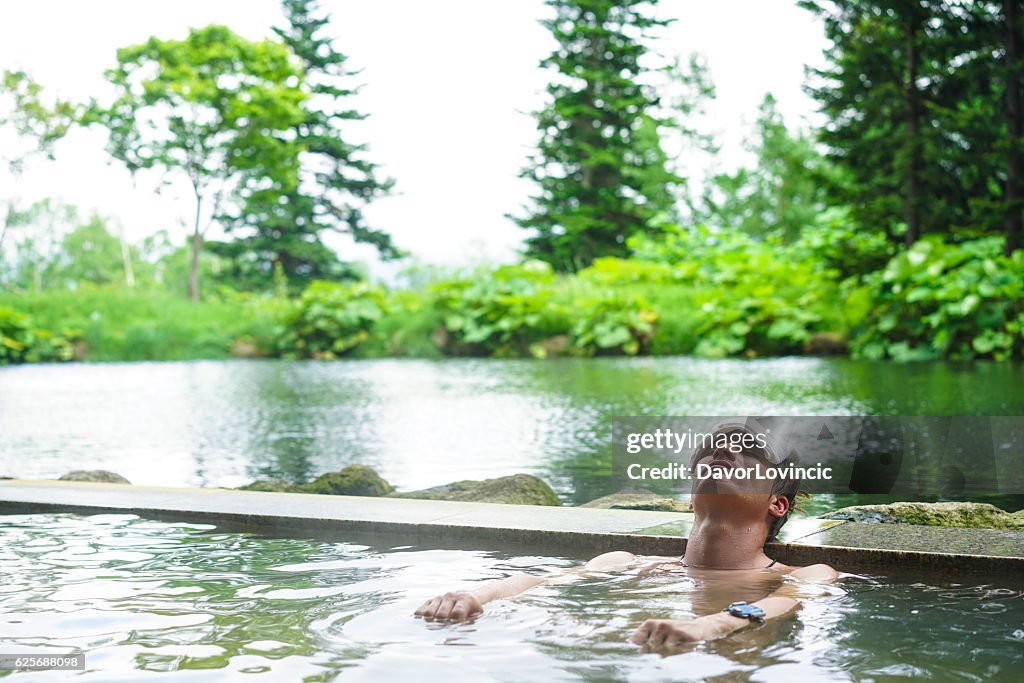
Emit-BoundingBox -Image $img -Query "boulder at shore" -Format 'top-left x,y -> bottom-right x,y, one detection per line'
239,465 -> 393,497
580,488 -> 690,512
239,468 -> 561,506
301,465 -> 394,497
820,501 -> 1024,530
59,470 -> 131,484
390,474 -> 561,506
237,479 -> 297,493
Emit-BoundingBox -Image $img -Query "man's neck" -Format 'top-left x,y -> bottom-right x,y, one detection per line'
682,515 -> 772,569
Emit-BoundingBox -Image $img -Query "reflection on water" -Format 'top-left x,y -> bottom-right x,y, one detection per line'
1,359 -> 1022,504
0,513 -> 1021,681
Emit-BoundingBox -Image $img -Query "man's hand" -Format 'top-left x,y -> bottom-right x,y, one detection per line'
413,552 -> 637,625
629,613 -> 743,648
414,591 -> 484,622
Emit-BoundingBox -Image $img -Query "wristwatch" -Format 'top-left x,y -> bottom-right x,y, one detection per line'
723,601 -> 766,623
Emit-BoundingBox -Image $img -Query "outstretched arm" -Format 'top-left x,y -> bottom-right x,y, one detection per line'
630,563 -> 839,648
414,551 -> 638,621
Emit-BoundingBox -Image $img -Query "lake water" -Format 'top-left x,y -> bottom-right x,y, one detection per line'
1,358 -> 1022,507
1,513 -> 1020,682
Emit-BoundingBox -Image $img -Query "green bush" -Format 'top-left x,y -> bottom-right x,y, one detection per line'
568,291 -> 659,356
358,289 -> 443,358
0,306 -> 76,364
577,256 -> 696,286
793,208 -> 894,280
274,281 -> 387,359
432,261 -> 570,356
849,237 -> 1024,360
628,225 -> 843,357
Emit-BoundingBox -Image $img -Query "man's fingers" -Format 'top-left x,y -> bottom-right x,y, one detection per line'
414,597 -> 440,617
629,620 -> 655,645
435,595 -> 456,620
647,621 -> 670,648
415,592 -> 483,622
449,600 -> 470,621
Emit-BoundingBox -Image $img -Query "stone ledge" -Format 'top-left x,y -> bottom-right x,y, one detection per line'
1,480 -> 1022,575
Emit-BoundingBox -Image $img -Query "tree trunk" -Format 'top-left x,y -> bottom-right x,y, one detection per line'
0,198 -> 14,255
905,17 -> 922,248
188,191 -> 202,302
1006,0 -> 1022,256
121,235 -> 135,288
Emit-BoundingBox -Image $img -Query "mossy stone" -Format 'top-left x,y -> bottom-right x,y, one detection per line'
391,473 -> 561,506
821,502 -> 1024,530
299,465 -> 394,497
580,488 -> 689,512
238,479 -> 299,493
59,470 -> 131,484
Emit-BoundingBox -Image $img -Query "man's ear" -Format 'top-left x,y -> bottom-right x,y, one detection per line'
767,494 -> 790,520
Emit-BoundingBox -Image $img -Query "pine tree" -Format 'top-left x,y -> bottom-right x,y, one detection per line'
706,94 -> 836,244
512,0 -> 680,272
801,0 -> 959,247
224,0 -> 398,289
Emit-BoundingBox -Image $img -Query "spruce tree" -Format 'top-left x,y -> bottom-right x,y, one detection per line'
801,0 -> 958,247
707,94 -> 836,244
513,0 -> 679,272
223,0 -> 398,289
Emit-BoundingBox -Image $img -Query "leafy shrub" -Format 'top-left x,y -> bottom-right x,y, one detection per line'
692,289 -> 825,358
274,281 -> 387,359
432,261 -> 570,356
628,225 -> 842,357
0,306 -> 76,364
849,237 -> 1024,360
358,289 -> 443,359
569,292 -> 658,356
577,256 -> 696,286
793,208 -> 894,280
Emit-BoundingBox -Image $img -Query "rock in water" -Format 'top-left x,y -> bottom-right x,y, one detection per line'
59,470 -> 131,484
391,474 -> 561,506
820,501 -> 1024,530
238,479 -> 298,493
300,465 -> 395,497
580,488 -> 690,512
238,465 -> 394,496
803,332 -> 849,356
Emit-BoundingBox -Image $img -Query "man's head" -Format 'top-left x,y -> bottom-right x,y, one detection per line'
687,420 -> 802,542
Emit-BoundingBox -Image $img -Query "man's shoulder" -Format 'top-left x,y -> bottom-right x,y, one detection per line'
783,563 -> 839,583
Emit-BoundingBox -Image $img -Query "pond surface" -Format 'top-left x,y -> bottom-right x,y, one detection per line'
1,513 -> 1021,682
1,358 -> 1023,506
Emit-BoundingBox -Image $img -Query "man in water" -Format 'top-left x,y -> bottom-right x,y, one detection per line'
414,420 -> 838,648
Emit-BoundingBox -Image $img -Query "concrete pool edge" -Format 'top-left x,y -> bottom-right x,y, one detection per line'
2,480 -> 1022,574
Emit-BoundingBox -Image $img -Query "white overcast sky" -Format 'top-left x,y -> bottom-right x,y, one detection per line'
0,0 -> 826,274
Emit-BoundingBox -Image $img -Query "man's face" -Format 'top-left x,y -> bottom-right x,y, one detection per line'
688,429 -> 777,503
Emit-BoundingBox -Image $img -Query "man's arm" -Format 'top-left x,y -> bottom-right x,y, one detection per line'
630,563 -> 839,648
414,551 -> 637,621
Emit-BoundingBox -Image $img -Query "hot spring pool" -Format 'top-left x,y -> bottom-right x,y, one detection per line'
1,513 -> 1021,681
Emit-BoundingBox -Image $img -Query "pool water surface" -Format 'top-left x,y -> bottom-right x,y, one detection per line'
1,514 -> 1021,681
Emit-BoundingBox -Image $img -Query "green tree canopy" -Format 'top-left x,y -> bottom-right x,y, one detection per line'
91,25 -> 307,300
801,0 -> 1023,253
218,0 -> 397,291
513,0 -> 682,272
706,94 -> 838,244
0,70 -> 78,259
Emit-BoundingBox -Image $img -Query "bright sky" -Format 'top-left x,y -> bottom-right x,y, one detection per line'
0,0 -> 826,275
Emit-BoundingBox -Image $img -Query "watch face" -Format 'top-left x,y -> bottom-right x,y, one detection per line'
728,603 -> 766,620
